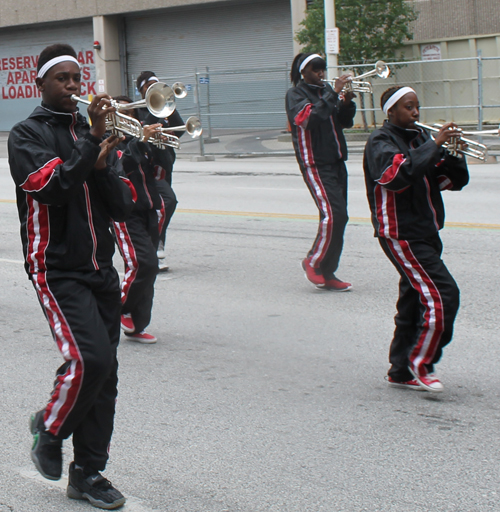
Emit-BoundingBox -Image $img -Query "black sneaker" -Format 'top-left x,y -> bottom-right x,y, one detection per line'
29,410 -> 62,480
67,462 -> 126,510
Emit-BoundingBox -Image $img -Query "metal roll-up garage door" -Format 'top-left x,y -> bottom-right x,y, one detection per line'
0,21 -> 95,130
125,0 -> 293,128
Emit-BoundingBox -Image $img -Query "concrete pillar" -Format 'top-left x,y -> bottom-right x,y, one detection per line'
324,0 -> 337,80
92,16 -> 122,97
290,0 -> 307,55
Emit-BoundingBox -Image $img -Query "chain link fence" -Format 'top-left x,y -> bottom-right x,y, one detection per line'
130,54 -> 500,157
343,53 -> 500,130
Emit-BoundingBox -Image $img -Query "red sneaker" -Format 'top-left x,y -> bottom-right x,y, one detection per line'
125,331 -> 157,344
301,258 -> 325,288
386,376 -> 423,390
120,314 -> 135,334
410,368 -> 444,393
324,275 -> 352,292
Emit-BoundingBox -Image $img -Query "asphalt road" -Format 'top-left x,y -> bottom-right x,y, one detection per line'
0,154 -> 499,511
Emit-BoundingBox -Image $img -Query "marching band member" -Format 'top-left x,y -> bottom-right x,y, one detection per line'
136,71 -> 185,272
286,53 -> 356,291
363,86 -> 469,392
8,43 -> 132,508
112,96 -> 163,344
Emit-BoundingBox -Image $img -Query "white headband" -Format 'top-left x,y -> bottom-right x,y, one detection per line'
382,87 -> 416,115
299,54 -> 323,73
140,76 -> 159,90
37,55 -> 81,79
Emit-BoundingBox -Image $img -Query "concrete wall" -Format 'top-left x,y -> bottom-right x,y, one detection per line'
411,0 -> 500,41
290,0 -> 307,55
0,0 -> 245,28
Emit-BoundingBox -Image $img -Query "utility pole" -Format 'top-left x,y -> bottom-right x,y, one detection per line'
324,0 -> 338,81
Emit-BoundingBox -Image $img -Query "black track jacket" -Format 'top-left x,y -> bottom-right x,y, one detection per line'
117,137 -> 162,211
137,108 -> 184,184
286,81 -> 356,168
363,120 -> 469,240
9,105 -> 135,275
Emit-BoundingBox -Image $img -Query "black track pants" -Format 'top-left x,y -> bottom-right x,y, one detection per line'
32,266 -> 121,471
113,210 -> 159,333
156,179 -> 178,247
301,161 -> 348,277
379,234 -> 460,381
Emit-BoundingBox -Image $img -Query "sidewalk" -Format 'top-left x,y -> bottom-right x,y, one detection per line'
1,127 -> 497,162
175,128 -> 368,160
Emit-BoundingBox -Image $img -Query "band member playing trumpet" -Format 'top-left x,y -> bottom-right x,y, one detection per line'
363,86 -> 469,392
136,71 -> 185,272
112,96 -> 163,344
8,43 -> 133,508
286,53 -> 356,291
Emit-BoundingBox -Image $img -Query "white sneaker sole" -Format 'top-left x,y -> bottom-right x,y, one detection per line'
120,324 -> 135,334
385,376 -> 424,391
124,334 -> 157,344
409,367 -> 444,393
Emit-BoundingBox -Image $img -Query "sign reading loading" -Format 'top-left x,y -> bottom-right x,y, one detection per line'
0,49 -> 96,99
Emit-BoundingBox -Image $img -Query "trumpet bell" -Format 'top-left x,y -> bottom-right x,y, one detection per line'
185,116 -> 203,137
375,60 -> 390,79
172,82 -> 188,99
145,82 -> 176,118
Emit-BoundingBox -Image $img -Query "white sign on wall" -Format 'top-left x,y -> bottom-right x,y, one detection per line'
421,44 -> 442,61
0,48 -> 96,100
326,28 -> 340,55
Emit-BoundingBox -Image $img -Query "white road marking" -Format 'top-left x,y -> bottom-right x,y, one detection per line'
0,258 -> 23,264
235,187 -> 303,191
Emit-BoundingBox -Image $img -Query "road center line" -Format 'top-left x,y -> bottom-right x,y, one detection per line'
176,208 -> 500,229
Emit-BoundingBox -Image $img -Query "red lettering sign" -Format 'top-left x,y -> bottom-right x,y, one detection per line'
1,50 -> 95,100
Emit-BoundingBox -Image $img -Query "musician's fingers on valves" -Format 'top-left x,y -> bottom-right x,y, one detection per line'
334,74 -> 353,94
142,123 -> 162,141
88,94 -> 116,138
434,122 -> 462,148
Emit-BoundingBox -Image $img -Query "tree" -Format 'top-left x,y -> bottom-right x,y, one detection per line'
295,0 -> 418,130
295,0 -> 418,66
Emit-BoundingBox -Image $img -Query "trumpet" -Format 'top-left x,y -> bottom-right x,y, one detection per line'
148,131 -> 181,150
148,116 -> 203,150
323,60 -> 390,94
116,82 -> 180,118
171,82 -> 188,99
461,126 -> 500,137
415,122 -> 488,161
160,116 -> 202,138
71,95 -> 145,140
71,80 -> 190,147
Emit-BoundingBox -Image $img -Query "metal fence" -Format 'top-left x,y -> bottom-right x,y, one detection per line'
131,53 -> 500,133
345,52 -> 500,130
129,54 -> 500,157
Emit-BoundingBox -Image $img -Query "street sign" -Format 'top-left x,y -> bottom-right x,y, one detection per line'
326,28 -> 339,55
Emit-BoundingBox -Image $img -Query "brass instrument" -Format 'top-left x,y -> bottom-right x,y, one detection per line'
117,82 -> 178,118
70,95 -> 145,140
415,122 -> 488,161
148,116 -> 203,150
461,126 -> 500,137
70,81 -> 191,148
171,82 -> 188,99
323,60 -> 390,94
